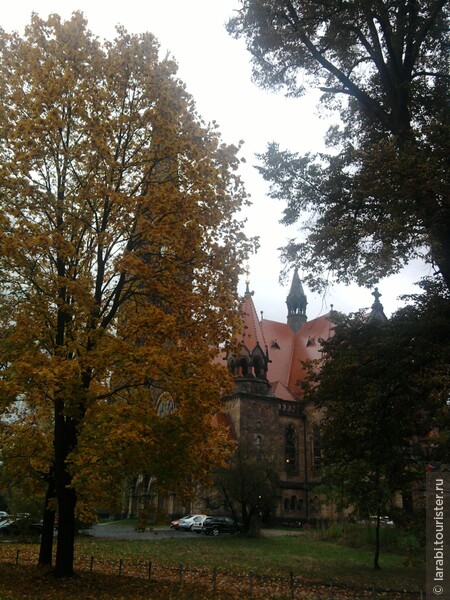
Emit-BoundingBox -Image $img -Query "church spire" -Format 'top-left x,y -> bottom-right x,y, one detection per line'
286,269 -> 308,333
368,287 -> 388,323
244,263 -> 252,296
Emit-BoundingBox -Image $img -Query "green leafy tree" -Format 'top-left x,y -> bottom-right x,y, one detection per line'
228,0 -> 449,291
0,13 -> 251,577
303,281 -> 450,568
210,443 -> 279,535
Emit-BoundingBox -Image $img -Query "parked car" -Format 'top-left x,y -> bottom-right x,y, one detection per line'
170,515 -> 191,530
0,511 -> 9,519
0,516 -> 43,536
370,515 -> 395,526
190,515 -> 209,534
178,514 -> 207,532
202,516 -> 240,536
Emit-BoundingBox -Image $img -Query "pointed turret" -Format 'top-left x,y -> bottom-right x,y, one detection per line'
225,266 -> 271,394
286,269 -> 307,332
367,287 -> 388,324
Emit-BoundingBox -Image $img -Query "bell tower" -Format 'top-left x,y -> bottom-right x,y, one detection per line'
286,269 -> 307,333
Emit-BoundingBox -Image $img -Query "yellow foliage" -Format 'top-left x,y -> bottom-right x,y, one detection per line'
0,11 -> 252,571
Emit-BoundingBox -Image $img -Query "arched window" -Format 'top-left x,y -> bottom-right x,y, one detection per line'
309,496 -> 319,515
290,496 -> 297,510
255,435 -> 262,458
156,392 -> 175,418
238,357 -> 249,376
252,356 -> 265,379
312,427 -> 322,472
284,425 -> 296,472
284,498 -> 289,511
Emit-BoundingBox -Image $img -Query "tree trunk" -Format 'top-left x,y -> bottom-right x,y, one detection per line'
241,504 -> 251,534
54,485 -> 77,578
38,478 -> 56,567
402,490 -> 414,515
431,226 -> 450,292
53,397 -> 78,578
374,513 -> 381,570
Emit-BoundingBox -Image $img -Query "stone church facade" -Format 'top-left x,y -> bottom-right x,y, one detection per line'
125,271 -> 387,524
218,271 -> 336,525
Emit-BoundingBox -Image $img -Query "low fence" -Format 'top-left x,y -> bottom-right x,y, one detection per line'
1,547 -> 425,600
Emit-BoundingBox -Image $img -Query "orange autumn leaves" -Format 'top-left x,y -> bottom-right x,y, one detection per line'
0,13 -> 251,531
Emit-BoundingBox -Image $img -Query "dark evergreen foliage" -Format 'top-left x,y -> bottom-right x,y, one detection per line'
228,0 -> 449,291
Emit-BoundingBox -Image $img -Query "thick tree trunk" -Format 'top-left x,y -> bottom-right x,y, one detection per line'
38,478 -> 56,567
53,397 -> 78,578
54,485 -> 77,578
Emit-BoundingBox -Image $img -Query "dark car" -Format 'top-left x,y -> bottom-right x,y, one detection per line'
0,516 -> 43,537
202,516 -> 240,536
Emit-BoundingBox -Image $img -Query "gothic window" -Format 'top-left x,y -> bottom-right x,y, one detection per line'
284,425 -> 296,472
312,427 -> 322,472
255,435 -> 262,459
156,392 -> 175,418
309,496 -> 319,515
284,498 -> 289,511
290,496 -> 297,510
252,356 -> 265,379
238,357 -> 249,376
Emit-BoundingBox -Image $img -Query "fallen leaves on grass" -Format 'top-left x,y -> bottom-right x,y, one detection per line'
0,543 -> 421,599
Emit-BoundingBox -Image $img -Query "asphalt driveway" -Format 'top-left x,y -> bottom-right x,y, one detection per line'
84,522 -> 301,540
84,523 -> 198,540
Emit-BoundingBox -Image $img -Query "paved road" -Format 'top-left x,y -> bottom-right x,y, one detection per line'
84,523 -> 199,540
83,523 -> 302,540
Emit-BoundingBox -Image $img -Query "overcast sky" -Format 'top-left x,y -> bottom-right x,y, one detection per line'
1,0 -> 430,322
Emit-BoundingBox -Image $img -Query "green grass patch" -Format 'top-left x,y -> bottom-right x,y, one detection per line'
75,530 -> 425,590
309,522 -> 422,555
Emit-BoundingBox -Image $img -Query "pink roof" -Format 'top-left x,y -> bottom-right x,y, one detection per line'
239,294 -> 267,351
287,315 -> 334,395
239,294 -> 334,400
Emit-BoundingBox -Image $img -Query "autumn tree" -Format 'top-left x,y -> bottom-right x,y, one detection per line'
209,443 -> 279,535
228,0 -> 449,292
0,13 -> 252,577
303,281 -> 450,568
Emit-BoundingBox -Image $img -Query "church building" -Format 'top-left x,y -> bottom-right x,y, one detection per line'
125,271 -> 387,524
217,271 -> 388,525
218,269 -> 336,524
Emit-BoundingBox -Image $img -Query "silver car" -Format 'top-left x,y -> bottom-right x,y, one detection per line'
178,514 -> 207,532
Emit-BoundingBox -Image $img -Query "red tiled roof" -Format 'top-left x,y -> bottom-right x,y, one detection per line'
218,291 -> 335,402
239,294 -> 334,400
239,294 -> 267,351
288,315 -> 334,395
270,380 -> 296,401
259,319 -> 295,388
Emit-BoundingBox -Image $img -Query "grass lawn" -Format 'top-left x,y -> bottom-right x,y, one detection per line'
76,531 -> 425,589
0,524 -> 425,599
